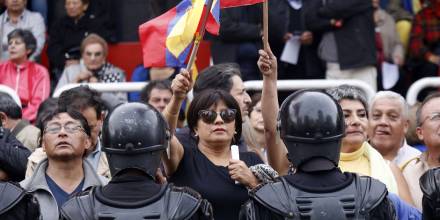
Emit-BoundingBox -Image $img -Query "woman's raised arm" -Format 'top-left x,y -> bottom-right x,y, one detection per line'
258,45 -> 290,175
162,69 -> 192,175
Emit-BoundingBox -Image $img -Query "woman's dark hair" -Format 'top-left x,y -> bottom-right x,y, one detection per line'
38,108 -> 91,148
58,85 -> 103,119
248,92 -> 262,116
7,29 -> 37,57
193,63 -> 241,97
187,89 -> 242,145
35,98 -> 58,129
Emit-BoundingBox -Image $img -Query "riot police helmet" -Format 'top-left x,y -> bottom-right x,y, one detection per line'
102,103 -> 170,178
278,89 -> 345,171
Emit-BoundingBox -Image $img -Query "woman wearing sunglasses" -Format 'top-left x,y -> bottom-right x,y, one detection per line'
162,70 -> 264,220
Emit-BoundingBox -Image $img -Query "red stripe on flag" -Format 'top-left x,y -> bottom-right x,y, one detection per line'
220,0 -> 265,8
139,8 -> 177,67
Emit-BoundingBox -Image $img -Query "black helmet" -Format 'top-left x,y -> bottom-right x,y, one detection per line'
102,103 -> 170,178
420,167 -> 440,219
278,90 -> 345,170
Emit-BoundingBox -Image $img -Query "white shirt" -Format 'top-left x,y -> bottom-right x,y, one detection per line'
393,140 -> 422,168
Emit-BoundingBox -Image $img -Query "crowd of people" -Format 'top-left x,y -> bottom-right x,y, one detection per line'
0,0 -> 440,219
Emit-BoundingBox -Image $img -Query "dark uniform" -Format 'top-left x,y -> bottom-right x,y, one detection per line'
0,181 -> 39,220
240,90 -> 396,220
60,103 -> 213,220
420,167 -> 440,220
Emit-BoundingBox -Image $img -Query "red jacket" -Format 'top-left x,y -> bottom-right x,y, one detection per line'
0,60 -> 50,122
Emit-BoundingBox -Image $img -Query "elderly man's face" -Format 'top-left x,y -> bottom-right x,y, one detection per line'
5,0 -> 26,12
42,113 -> 91,161
369,98 -> 408,156
417,97 -> 440,150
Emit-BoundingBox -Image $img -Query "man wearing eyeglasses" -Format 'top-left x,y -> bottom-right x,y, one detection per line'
26,86 -> 110,179
20,108 -> 107,220
402,92 -> 440,211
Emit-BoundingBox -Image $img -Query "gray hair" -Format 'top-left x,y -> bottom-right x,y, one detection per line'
326,85 -> 369,112
7,29 -> 37,57
416,92 -> 440,126
370,91 -> 409,119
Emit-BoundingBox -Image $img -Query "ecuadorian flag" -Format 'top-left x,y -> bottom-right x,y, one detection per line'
139,0 -> 264,68
139,0 -> 215,67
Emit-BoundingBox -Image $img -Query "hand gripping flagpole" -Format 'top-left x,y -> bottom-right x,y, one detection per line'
186,0 -> 215,71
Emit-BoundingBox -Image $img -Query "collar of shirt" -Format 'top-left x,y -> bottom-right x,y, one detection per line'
287,0 -> 302,9
4,10 -> 26,23
87,138 -> 102,170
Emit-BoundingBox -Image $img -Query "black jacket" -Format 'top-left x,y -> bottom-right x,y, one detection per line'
0,181 -> 40,220
47,12 -> 114,71
0,128 -> 31,182
303,0 -> 377,70
210,5 -> 262,64
268,0 -> 325,79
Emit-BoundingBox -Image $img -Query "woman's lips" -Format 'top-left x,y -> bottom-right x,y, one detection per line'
213,128 -> 226,132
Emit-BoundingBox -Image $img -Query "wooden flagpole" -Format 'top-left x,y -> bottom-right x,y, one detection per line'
186,0 -> 214,71
263,0 -> 269,51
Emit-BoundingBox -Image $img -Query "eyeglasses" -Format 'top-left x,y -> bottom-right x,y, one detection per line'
420,112 -> 440,126
198,109 -> 237,124
44,123 -> 85,134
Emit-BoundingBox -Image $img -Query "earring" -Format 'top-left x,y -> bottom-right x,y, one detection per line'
234,131 -> 237,134
194,133 -> 198,137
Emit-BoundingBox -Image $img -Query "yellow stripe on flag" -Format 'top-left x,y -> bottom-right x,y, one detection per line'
166,0 -> 205,58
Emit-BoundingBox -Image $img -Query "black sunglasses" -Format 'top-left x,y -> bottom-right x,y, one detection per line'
198,109 -> 237,124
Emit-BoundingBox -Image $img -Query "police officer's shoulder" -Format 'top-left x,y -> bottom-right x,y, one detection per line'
0,181 -> 27,215
249,176 -> 283,195
356,175 -> 389,213
168,184 -> 213,219
249,178 -> 296,218
420,167 -> 440,201
169,184 -> 202,199
60,187 -> 95,220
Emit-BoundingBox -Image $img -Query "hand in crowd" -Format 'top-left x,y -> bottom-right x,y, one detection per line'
0,169 -> 8,181
257,44 -> 277,78
283,33 -> 293,43
89,76 -> 99,83
427,54 -> 440,66
75,70 -> 93,83
228,159 -> 259,188
300,31 -> 313,45
393,55 -> 404,66
171,68 -> 192,100
155,168 -> 167,184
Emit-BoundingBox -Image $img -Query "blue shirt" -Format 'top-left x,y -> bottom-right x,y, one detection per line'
45,174 -> 85,207
87,140 -> 102,170
388,193 -> 421,220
